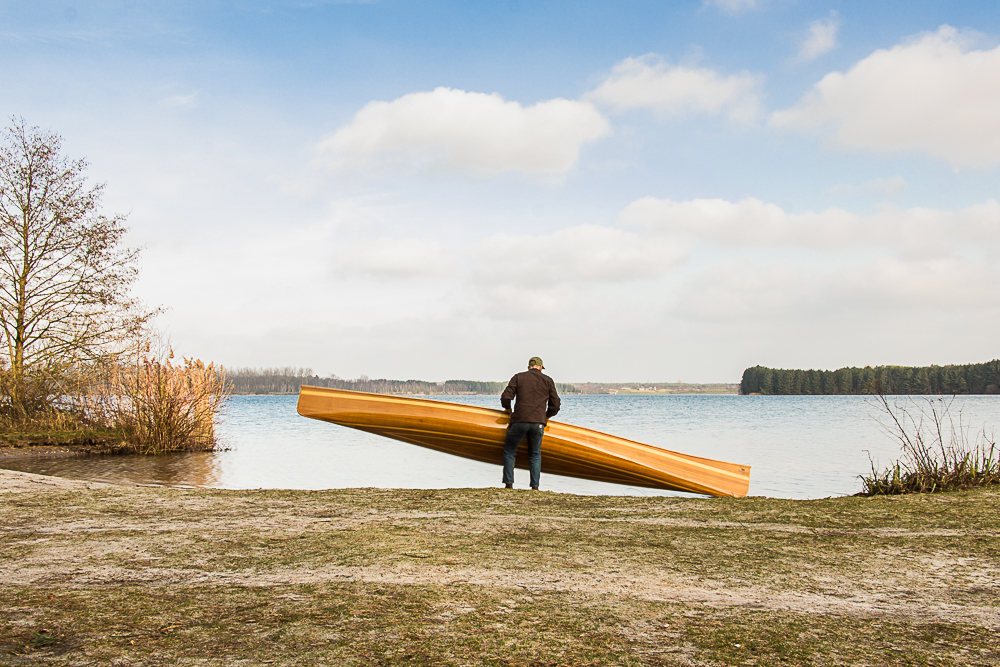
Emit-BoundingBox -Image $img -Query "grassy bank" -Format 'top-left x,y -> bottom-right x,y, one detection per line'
0,429 -> 120,453
1,472 -> 998,666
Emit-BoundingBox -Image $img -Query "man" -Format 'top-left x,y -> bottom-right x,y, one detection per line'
500,356 -> 560,490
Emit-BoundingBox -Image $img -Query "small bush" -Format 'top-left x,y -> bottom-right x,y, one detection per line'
860,394 -> 1000,495
91,347 -> 228,454
0,365 -> 90,432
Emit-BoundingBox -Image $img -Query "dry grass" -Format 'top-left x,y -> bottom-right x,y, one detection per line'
1,472 -> 998,665
1,345 -> 226,456
69,345 -> 227,455
861,394 -> 1000,495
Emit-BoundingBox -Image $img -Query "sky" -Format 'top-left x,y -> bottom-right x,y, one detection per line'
2,0 -> 999,382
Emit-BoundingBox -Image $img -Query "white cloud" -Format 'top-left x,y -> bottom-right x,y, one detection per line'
797,12 -> 840,61
671,254 -> 1000,322
618,196 -> 862,249
703,0 -> 759,15
835,255 -> 998,308
618,196 -> 1000,258
319,87 -> 610,175
473,224 -> 688,316
772,26 -> 1000,169
448,195 -> 1000,322
335,238 -> 451,278
610,194 -> 1000,328
826,175 -> 907,198
672,262 -> 808,320
476,225 -> 686,285
316,196 -> 1000,323
588,56 -> 762,123
159,91 -> 199,109
474,283 -> 580,318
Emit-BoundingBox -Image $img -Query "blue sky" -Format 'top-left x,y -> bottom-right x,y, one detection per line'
3,0 -> 999,381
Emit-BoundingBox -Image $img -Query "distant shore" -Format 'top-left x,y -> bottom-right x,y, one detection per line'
230,382 -> 741,396
1,469 -> 996,664
228,367 -> 743,396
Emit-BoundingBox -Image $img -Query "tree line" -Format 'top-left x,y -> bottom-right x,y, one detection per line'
228,368 -> 581,395
740,360 -> 1000,395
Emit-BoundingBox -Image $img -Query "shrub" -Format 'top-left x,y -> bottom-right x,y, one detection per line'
0,363 -> 90,432
860,394 -> 1000,495
91,347 -> 228,454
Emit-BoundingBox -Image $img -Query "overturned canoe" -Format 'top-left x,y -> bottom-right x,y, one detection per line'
296,386 -> 751,497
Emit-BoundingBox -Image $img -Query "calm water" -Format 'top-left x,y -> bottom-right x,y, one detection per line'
3,394 -> 999,498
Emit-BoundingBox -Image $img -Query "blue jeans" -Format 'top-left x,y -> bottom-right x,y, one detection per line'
503,422 -> 544,488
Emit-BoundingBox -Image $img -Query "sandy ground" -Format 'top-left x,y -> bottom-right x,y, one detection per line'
3,467 -> 1000,664
1,468 -> 114,490
2,468 -> 998,631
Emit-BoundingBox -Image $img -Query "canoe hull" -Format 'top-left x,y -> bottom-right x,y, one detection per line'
296,386 -> 751,497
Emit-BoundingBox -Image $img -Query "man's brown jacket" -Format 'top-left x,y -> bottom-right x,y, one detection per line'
500,368 -> 560,424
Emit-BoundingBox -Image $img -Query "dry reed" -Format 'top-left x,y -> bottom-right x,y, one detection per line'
860,394 -> 1000,495
89,346 -> 228,454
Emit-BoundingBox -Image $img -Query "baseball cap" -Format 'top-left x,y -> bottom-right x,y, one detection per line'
528,356 -> 544,368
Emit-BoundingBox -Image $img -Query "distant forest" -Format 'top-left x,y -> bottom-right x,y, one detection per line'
226,368 -> 580,396
226,368 -> 738,396
740,360 -> 1000,395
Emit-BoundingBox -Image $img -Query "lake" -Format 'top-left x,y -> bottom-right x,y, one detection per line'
3,393 -> 999,498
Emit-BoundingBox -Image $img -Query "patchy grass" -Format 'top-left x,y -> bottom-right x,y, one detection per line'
3,584 -> 998,666
0,428 -> 119,450
1,477 -> 999,665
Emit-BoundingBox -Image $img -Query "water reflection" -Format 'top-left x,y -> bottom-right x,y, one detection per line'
1,451 -> 221,488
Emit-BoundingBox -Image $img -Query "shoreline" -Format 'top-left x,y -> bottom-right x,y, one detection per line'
2,468 -> 997,664
0,444 -> 102,461
0,437 -> 128,461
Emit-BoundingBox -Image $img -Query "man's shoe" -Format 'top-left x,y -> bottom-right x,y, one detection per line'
531,486 -> 539,490
504,483 -> 513,489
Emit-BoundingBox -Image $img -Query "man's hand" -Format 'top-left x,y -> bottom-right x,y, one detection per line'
504,408 -> 512,415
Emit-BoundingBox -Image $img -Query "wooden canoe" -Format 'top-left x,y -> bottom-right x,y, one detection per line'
296,386 -> 751,497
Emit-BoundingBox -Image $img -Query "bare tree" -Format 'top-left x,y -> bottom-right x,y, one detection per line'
0,118 -> 152,420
